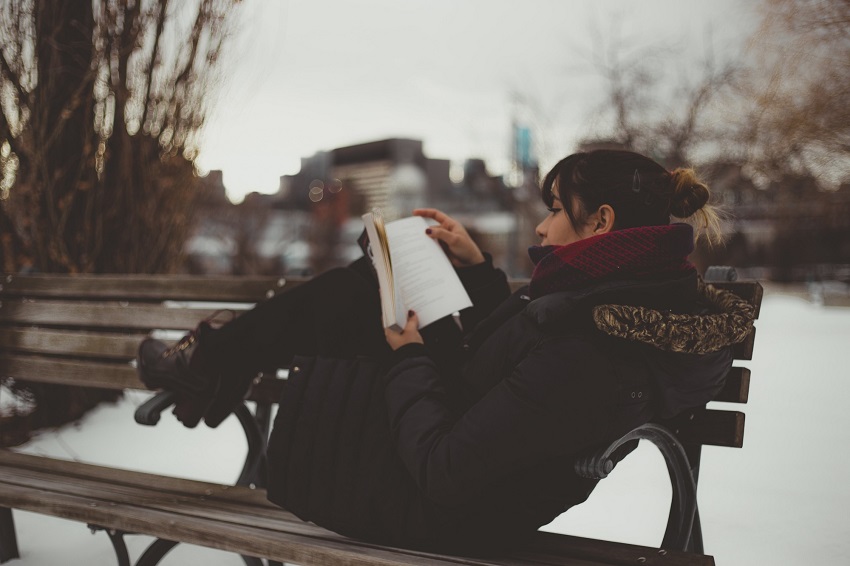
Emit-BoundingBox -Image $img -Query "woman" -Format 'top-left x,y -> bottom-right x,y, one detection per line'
138,149 -> 754,555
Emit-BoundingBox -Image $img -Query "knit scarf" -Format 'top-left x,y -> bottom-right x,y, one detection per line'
528,223 -> 696,299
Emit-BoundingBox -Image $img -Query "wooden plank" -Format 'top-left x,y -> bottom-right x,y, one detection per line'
0,355 -> 141,391
0,299 -> 226,330
0,274 -> 308,302
3,465 -> 548,566
0,450 -> 272,506
0,482 -> 495,566
713,367 -> 749,404
0,452 -> 712,566
0,466 -> 303,531
0,354 -> 284,404
0,328 -> 143,359
663,409 -> 745,448
0,476 -> 707,566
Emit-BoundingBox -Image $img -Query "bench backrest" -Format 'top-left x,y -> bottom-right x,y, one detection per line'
665,280 -> 762,449
0,274 -> 761,449
0,274 -> 307,401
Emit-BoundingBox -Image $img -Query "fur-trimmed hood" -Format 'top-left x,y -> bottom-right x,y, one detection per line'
592,277 -> 755,354
521,273 -> 755,418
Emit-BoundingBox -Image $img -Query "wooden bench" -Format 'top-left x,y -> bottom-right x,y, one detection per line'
0,272 -> 761,565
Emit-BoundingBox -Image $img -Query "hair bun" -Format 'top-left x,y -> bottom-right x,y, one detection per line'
668,168 -> 710,218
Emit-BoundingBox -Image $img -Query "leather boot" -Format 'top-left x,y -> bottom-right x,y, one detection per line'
137,322 -> 221,427
138,318 -> 255,428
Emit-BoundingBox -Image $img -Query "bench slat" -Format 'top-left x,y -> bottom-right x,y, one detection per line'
0,450 -> 272,506
714,367 -> 749,404
0,328 -> 143,359
3,465 -> 516,566
0,299 -> 227,330
0,451 -> 713,566
0,482 -> 498,566
1,465 -> 316,536
0,354 -> 140,390
0,354 -> 285,405
665,409 -> 745,448
1,274 -> 308,302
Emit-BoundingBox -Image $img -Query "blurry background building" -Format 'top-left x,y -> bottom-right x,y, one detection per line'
186,132 -> 850,285
188,138 -> 530,277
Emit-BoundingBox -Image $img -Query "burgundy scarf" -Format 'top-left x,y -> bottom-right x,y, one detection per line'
528,224 -> 696,299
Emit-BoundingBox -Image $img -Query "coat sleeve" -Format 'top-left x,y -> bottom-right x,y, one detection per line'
382,337 -> 618,508
454,253 -> 511,332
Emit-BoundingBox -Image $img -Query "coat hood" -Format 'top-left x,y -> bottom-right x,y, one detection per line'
591,277 -> 755,355
523,274 -> 755,418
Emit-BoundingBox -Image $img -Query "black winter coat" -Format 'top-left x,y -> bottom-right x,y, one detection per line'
266,258 -> 749,555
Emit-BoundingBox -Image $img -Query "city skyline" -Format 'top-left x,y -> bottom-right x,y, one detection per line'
194,0 -> 756,202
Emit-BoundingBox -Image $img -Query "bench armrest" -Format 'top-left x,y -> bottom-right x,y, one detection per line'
574,423 -> 698,552
134,391 -> 179,426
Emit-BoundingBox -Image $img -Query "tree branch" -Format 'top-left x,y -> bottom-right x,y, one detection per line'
0,50 -> 29,112
140,0 -> 168,129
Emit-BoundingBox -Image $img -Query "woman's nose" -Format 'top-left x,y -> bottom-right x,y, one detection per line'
535,217 -> 547,238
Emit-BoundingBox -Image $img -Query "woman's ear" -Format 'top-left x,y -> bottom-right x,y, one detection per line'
592,204 -> 616,234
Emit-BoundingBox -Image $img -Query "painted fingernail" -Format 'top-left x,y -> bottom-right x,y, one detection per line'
408,310 -> 415,318
425,228 -> 432,235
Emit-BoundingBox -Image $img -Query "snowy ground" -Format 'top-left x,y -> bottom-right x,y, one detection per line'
6,289 -> 850,565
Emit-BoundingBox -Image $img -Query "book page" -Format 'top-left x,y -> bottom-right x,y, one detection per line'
385,216 -> 473,328
361,211 -> 405,329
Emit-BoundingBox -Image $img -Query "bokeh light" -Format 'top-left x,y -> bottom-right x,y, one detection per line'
308,185 -> 323,202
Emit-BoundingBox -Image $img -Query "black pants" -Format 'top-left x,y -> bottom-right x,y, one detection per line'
197,257 -> 393,378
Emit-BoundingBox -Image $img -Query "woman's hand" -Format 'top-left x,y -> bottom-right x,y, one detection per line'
413,208 -> 486,267
385,310 -> 424,351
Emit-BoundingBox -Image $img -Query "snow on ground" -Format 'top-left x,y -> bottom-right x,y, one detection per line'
7,289 -> 850,565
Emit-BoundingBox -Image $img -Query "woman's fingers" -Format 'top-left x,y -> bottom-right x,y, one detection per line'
404,310 -> 420,333
414,207 -> 485,266
425,225 -> 459,245
413,208 -> 456,229
425,225 -> 484,266
384,310 -> 423,350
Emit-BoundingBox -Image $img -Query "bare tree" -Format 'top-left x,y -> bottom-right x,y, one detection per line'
0,0 -> 241,440
581,24 -> 739,169
739,0 -> 850,182
0,0 -> 240,274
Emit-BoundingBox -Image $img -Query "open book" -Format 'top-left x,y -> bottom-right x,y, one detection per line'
361,210 -> 473,331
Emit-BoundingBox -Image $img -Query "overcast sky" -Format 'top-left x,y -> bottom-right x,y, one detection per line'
196,0 -> 758,202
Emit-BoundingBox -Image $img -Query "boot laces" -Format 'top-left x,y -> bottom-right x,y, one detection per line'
160,309 -> 236,359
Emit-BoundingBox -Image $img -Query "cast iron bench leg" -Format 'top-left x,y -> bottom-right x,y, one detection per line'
135,539 -> 178,566
0,508 -> 20,563
89,525 -> 131,566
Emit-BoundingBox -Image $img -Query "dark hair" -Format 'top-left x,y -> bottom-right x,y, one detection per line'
541,149 -> 720,239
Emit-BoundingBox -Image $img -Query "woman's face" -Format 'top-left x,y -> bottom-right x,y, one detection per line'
535,186 -> 595,246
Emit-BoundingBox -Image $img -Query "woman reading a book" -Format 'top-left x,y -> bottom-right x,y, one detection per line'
138,149 -> 754,555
